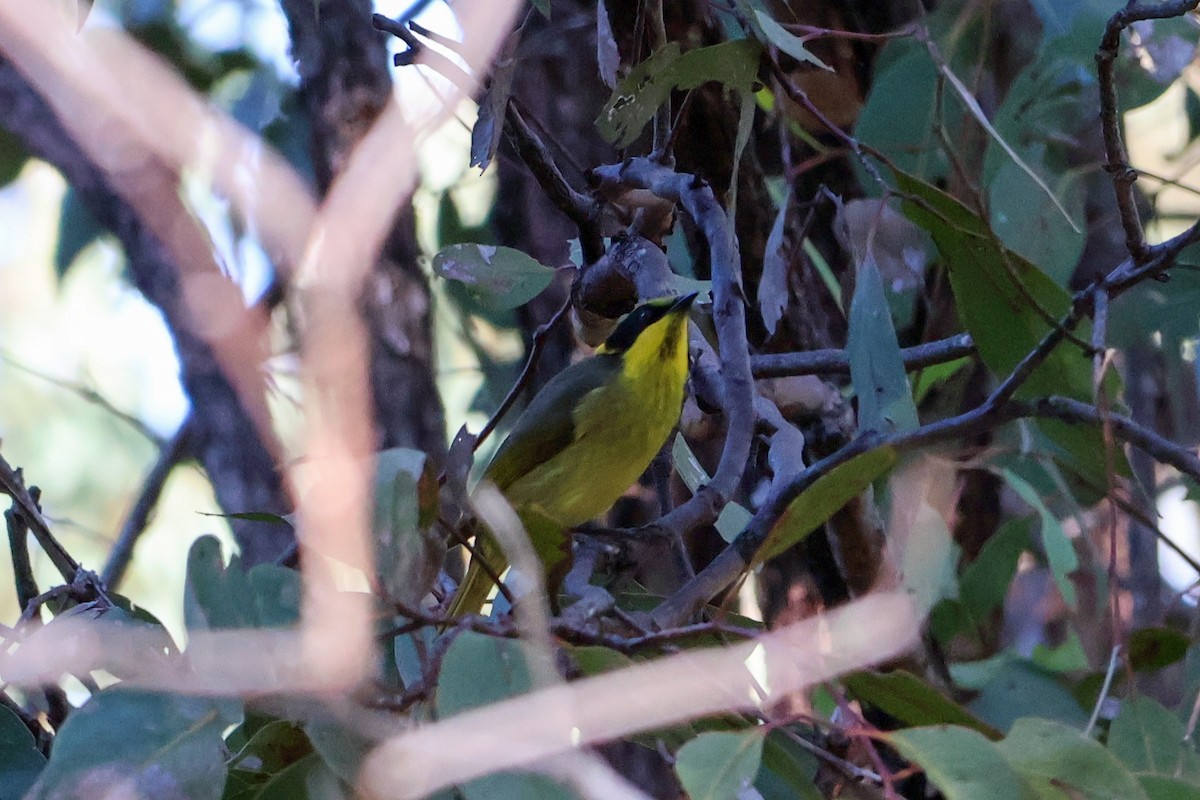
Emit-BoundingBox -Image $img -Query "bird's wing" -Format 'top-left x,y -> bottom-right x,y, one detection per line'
483,354 -> 622,490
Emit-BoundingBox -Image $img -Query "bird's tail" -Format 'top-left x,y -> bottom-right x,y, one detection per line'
444,533 -> 508,620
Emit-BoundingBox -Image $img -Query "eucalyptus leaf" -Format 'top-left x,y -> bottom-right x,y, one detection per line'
470,31 -> 520,173
847,250 -> 918,433
373,448 -> 442,606
55,188 -> 106,281
0,705 -> 45,800
889,725 -> 1030,800
596,0 -> 619,88
756,445 -> 898,565
847,669 -> 1000,737
29,689 -> 238,800
996,717 -> 1149,800
1108,696 -> 1200,781
675,729 -> 765,800
895,169 -> 1122,482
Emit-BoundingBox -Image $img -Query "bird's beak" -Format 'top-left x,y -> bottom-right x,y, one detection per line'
671,291 -> 700,312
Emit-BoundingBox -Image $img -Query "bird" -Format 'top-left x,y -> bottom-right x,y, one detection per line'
446,291 -> 698,618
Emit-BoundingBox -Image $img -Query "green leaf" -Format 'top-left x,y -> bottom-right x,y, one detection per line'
1127,626 -> 1190,672
889,725 -> 1031,800
749,8 -> 831,71
530,0 -> 549,18
675,729 -> 765,800
1139,774 -> 1200,800
955,657 -> 1088,733
0,705 -> 45,800
597,40 -> 762,148
845,670 -> 1001,739
996,718 -> 1149,800
247,564 -> 301,628
959,517 -> 1032,621
759,192 -> 791,336
848,251 -> 919,433
373,448 -> 442,606
856,47 -> 952,182
1031,629 -> 1089,672
672,434 -> 752,541
30,689 -> 239,800
756,730 -> 821,800
223,720 -> 312,798
1004,470 -> 1078,610
570,645 -> 634,676
912,356 -> 970,404
1108,696 -> 1200,781
988,157 -> 1085,287
55,188 -> 106,281
895,168 -> 1122,481
756,445 -> 898,565
432,243 -> 555,310
436,632 -> 532,717
184,536 -> 300,630
185,535 -> 257,631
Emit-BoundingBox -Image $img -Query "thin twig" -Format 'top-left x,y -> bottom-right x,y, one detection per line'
0,454 -> 78,583
0,351 -> 163,445
504,104 -> 605,263
102,416 -> 194,587
474,296 -> 571,452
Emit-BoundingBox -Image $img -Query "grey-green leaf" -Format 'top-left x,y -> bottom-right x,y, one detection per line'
750,8 -> 831,71
436,632 -> 532,717
848,250 -> 919,433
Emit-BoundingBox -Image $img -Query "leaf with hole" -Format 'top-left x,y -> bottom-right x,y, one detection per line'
597,40 -> 761,148
433,244 -> 556,310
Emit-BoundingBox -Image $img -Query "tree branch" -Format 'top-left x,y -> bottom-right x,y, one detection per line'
1097,0 -> 1200,262
750,333 -> 975,378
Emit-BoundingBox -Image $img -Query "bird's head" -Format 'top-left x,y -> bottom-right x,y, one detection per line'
596,292 -> 698,378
